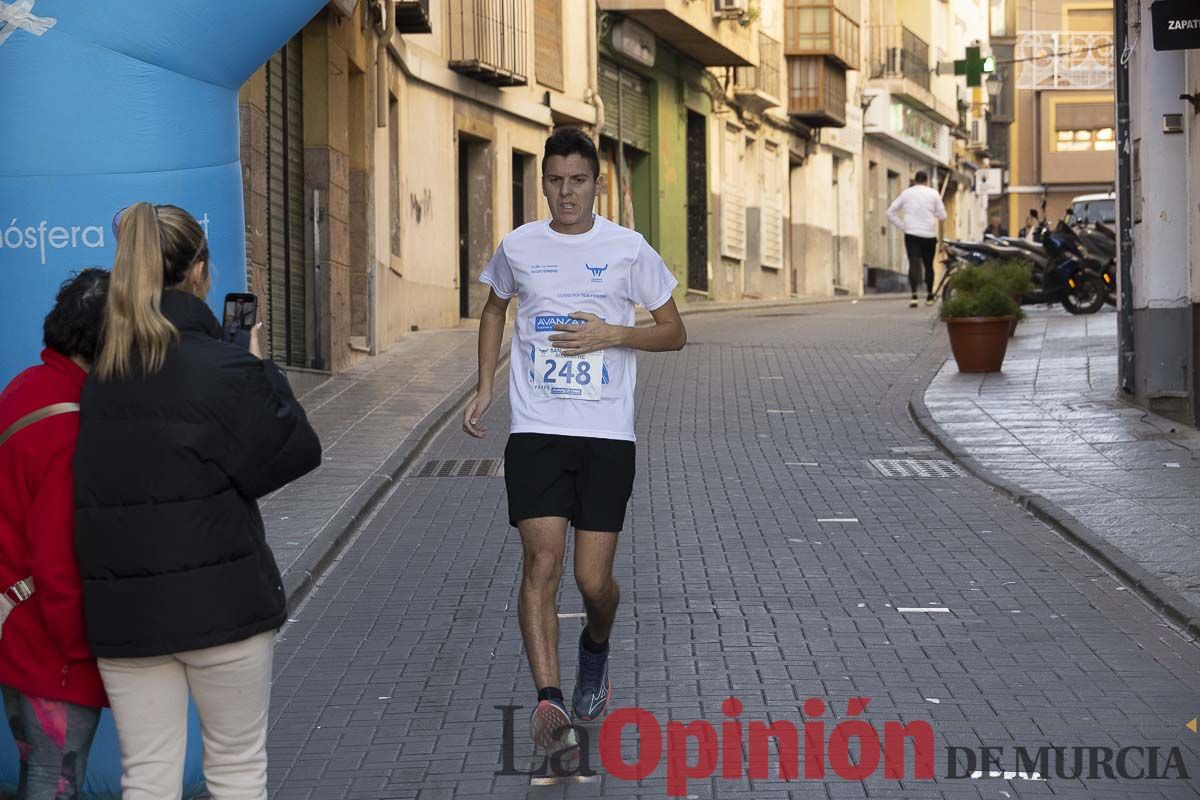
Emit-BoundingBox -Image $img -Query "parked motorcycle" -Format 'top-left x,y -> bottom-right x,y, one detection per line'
941,222 -> 1106,315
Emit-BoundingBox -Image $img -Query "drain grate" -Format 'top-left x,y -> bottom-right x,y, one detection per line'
869,458 -> 966,478
414,458 -> 502,478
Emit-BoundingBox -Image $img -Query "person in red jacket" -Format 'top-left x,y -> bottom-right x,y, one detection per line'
0,269 -> 110,800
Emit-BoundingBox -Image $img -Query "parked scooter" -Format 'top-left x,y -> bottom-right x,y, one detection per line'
1072,220 -> 1117,305
942,222 -> 1106,314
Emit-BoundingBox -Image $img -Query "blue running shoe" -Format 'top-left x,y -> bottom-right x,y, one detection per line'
572,636 -> 611,721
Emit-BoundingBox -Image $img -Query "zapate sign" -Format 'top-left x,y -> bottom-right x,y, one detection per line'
1151,0 -> 1200,51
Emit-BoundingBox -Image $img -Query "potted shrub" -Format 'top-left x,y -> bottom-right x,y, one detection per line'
940,268 -> 1020,373
989,260 -> 1033,336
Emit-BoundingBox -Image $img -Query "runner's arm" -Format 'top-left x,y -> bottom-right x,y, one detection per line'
617,298 -> 686,352
464,289 -> 511,438
552,299 -> 686,355
477,289 -> 511,395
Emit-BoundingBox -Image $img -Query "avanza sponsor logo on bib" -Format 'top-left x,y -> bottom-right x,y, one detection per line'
534,315 -> 586,332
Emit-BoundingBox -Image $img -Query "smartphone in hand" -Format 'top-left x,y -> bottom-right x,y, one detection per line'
222,293 -> 258,349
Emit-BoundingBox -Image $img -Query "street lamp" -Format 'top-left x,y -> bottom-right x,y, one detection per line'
985,70 -> 1002,98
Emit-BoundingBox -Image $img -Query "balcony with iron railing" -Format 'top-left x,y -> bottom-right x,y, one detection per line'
784,0 -> 859,70
867,24 -> 958,125
788,55 -> 847,127
868,25 -> 929,91
1014,31 -> 1114,90
734,32 -> 782,113
448,0 -> 528,86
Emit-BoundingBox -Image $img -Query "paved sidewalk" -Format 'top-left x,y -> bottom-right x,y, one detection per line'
920,308 -> 1200,628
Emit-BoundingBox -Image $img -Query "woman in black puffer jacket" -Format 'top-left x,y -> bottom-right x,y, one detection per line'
73,203 -> 321,800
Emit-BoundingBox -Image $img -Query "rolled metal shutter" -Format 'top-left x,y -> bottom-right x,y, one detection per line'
599,60 -> 652,152
266,38 -> 307,366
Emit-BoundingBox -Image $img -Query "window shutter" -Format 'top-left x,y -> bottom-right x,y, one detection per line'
534,0 -> 563,91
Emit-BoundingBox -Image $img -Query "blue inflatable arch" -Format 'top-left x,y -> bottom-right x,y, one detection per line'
0,0 -> 326,794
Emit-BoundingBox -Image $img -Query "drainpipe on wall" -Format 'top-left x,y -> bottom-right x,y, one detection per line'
587,2 -> 605,138
1115,0 -> 1135,394
372,0 -> 393,357
376,0 -> 394,128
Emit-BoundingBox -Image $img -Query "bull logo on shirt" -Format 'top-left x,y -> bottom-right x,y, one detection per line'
584,263 -> 608,281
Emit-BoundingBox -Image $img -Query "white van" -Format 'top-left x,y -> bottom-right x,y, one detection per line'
1066,192 -> 1116,225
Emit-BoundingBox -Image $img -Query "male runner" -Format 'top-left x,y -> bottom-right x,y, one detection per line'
463,127 -> 686,754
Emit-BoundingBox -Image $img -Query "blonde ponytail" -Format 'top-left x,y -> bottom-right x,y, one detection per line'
96,203 -> 208,381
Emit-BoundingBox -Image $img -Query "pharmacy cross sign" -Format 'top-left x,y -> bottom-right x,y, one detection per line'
954,46 -> 993,87
0,0 -> 57,47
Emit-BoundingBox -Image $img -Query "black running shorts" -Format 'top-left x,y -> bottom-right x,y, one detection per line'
503,433 -> 636,532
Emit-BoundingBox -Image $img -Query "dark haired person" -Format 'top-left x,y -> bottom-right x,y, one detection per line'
0,269 -> 111,799
73,203 -> 321,799
984,214 -> 1007,239
463,127 -> 687,756
886,170 -> 947,307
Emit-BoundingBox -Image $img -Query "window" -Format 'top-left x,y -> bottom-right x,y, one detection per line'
1053,101 -> 1115,151
512,151 -> 535,228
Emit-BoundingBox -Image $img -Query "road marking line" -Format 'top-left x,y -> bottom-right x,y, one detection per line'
897,607 -> 951,613
530,775 -> 601,786
817,517 -> 858,523
767,409 -> 796,414
785,461 -> 819,466
557,612 -> 587,619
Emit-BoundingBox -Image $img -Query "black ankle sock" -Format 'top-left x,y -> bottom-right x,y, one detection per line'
580,625 -> 609,654
538,686 -> 564,704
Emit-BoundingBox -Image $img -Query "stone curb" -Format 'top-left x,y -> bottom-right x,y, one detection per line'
908,366 -> 1200,640
282,294 -> 896,610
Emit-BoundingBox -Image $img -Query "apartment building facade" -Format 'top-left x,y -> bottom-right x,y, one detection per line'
990,0 -> 1115,230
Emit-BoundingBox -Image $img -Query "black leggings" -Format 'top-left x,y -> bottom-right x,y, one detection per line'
904,234 -> 937,296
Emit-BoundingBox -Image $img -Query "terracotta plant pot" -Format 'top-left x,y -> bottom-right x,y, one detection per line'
945,316 -> 1014,373
1009,317 -> 1018,338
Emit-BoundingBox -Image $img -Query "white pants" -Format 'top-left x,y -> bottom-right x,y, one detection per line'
98,631 -> 275,800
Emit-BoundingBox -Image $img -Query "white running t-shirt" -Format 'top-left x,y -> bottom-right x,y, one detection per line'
480,215 -> 678,442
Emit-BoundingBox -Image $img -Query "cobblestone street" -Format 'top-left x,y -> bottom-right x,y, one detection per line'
266,301 -> 1200,799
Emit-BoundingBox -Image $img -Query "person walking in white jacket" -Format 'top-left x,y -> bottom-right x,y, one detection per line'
886,171 -> 947,307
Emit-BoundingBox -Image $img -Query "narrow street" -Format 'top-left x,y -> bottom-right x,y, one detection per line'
266,301 -> 1200,799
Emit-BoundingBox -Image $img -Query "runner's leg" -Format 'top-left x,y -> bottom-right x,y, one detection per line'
517,516 -> 570,691
574,530 -> 620,643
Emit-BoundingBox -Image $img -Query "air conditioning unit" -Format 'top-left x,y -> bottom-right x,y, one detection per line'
714,0 -> 749,19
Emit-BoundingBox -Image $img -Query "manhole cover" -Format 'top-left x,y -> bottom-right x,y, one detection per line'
414,458 -> 502,478
869,459 -> 966,478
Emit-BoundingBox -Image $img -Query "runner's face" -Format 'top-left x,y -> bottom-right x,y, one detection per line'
542,154 -> 598,230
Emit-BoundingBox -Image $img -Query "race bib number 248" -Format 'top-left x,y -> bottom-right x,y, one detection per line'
531,347 -> 603,401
